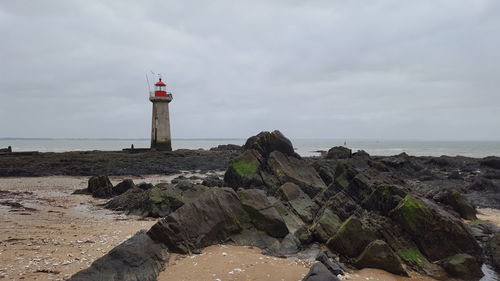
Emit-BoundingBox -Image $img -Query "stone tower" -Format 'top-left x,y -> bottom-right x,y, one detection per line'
150,77 -> 173,151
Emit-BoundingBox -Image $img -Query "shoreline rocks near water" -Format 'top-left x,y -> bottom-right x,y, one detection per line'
3,130 -> 500,281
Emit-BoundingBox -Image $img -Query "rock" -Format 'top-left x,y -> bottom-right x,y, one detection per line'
311,209 -> 342,243
316,252 -> 344,276
68,230 -> 169,281
277,233 -> 301,255
311,161 -> 335,186
486,232 -> 500,271
362,184 -> 407,215
324,191 -> 361,221
244,130 -> 299,158
229,229 -> 281,254
295,225 -> 314,245
224,150 -> 264,188
237,189 -> 288,238
481,157 -> 500,169
201,175 -> 224,187
434,189 -> 477,220
437,254 -> 483,280
469,177 -> 500,192
353,150 -> 370,158
87,175 -> 114,198
105,187 -> 151,217
268,151 -> 327,197
113,179 -> 136,196
389,195 -> 481,261
272,199 -> 306,234
280,182 -> 319,223
210,144 -> 243,151
148,188 -> 251,254
326,215 -> 378,258
302,262 -> 340,281
326,146 -> 352,159
137,182 -> 154,190
354,240 -> 408,276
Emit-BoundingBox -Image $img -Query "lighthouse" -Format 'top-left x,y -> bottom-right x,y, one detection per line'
150,77 -> 173,151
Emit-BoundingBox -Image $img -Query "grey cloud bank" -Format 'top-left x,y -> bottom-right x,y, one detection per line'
1,0 -> 499,140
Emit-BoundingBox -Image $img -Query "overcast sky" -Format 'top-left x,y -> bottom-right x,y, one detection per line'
1,0 -> 499,140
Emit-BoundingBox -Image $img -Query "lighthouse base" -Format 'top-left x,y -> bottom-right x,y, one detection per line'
151,141 -> 172,151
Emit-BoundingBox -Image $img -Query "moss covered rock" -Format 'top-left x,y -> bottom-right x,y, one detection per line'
437,254 -> 483,280
362,184 -> 407,215
311,209 -> 342,243
390,195 -> 481,261
326,215 -> 378,258
280,182 -> 319,223
434,189 -> 477,220
224,149 -> 264,188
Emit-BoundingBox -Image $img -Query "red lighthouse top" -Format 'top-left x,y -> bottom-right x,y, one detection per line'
154,78 -> 167,97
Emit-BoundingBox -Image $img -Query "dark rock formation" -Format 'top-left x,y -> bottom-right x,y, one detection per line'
311,209 -> 342,243
302,262 -> 340,281
354,240 -> 408,276
280,182 -> 319,224
326,215 -> 378,258
210,144 -> 243,151
113,179 -> 136,196
481,157 -> 500,169
438,253 -> 483,280
326,146 -> 352,159
237,189 -> 288,238
87,175 -> 114,198
68,230 -> 168,281
486,232 -> 500,271
148,188 -> 251,254
244,130 -> 299,158
224,150 -> 264,189
433,189 -> 477,220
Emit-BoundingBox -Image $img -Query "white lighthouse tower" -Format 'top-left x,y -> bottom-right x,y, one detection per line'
150,77 -> 173,151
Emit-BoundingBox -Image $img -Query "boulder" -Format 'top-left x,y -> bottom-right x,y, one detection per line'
113,179 -> 136,196
237,189 -> 288,238
68,230 -> 169,281
324,192 -> 361,221
326,215 -> 378,258
437,254 -> 483,280
326,146 -> 352,159
389,195 -> 481,261
224,150 -> 264,188
105,187 -> 152,217
302,262 -> 340,281
244,130 -> 299,158
272,199 -> 306,234
280,182 -> 319,223
316,252 -> 345,276
268,151 -> 327,197
229,229 -> 281,254
486,232 -> 500,271
311,209 -> 342,243
201,175 -> 224,187
481,157 -> 500,169
433,189 -> 477,220
277,233 -> 302,255
148,188 -> 251,254
354,240 -> 408,276
87,175 -> 114,198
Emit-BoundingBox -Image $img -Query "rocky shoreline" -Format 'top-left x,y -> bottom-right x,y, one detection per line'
2,130 -> 500,281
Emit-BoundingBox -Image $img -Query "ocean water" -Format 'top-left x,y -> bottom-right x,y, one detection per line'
1,138 -> 500,158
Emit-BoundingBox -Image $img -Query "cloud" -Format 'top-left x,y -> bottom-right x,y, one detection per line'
1,0 -> 499,140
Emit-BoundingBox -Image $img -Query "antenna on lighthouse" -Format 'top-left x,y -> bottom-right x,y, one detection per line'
145,73 -> 152,94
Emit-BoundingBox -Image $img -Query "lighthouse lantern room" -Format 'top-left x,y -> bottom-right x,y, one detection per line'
149,77 -> 173,151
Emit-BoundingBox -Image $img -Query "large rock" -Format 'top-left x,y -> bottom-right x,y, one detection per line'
68,230 -> 168,281
486,232 -> 500,271
311,209 -> 342,243
244,130 -> 299,158
268,151 -> 327,197
224,150 -> 264,188
87,175 -> 114,198
326,215 -> 378,258
280,182 -> 319,223
302,262 -> 340,281
437,253 -> 483,280
354,240 -> 408,276
362,184 -> 407,215
433,189 -> 477,220
481,157 -> 500,169
148,188 -> 251,254
389,195 -> 481,261
237,189 -> 288,238
326,146 -> 352,159
113,179 -> 136,196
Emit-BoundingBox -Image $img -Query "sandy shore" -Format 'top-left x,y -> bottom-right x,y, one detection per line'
1,176 -> 498,281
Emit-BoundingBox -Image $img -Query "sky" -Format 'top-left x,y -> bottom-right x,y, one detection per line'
1,0 -> 499,140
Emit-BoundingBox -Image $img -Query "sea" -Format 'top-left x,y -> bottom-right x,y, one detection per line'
1,138 -> 500,158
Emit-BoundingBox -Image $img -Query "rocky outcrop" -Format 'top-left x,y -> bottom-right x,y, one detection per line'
362,184 -> 407,215
433,189 -> 477,220
354,240 -> 408,276
237,189 -> 288,238
148,188 -> 251,254
311,209 -> 342,243
244,130 -> 299,158
113,179 -> 136,195
481,157 -> 500,170
68,230 -> 168,281
437,253 -> 483,280
268,151 -> 326,197
389,195 -> 481,261
326,146 -> 352,159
